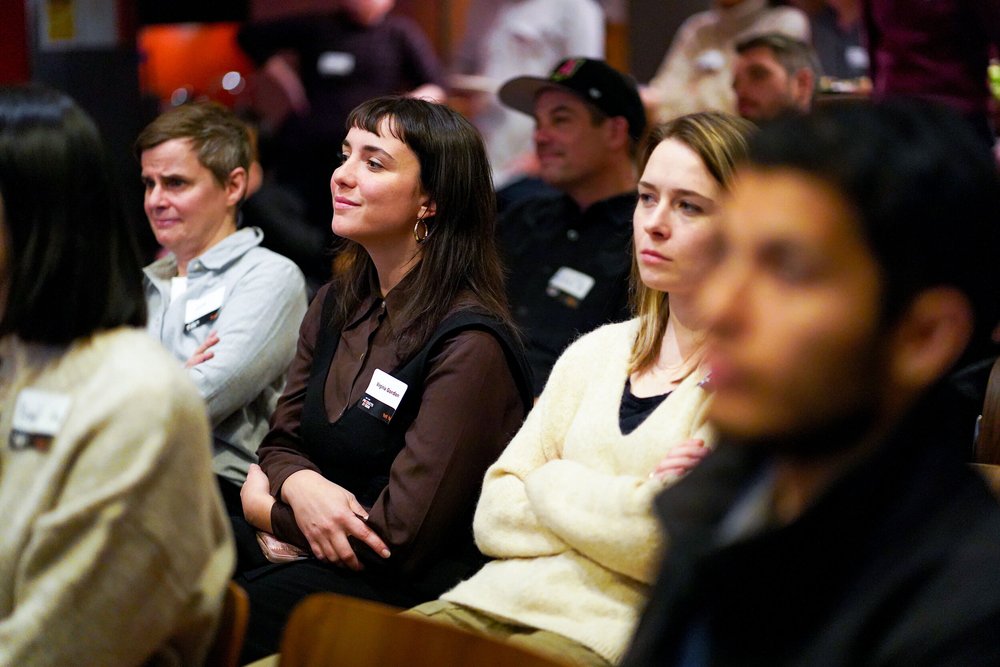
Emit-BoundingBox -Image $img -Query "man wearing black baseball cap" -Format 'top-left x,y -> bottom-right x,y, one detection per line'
496,57 -> 647,395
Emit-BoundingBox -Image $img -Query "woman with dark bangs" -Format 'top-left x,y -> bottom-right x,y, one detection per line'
236,96 -> 532,661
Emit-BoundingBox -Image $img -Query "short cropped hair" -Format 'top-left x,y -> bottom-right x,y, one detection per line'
736,32 -> 820,81
134,101 -> 252,188
629,112 -> 757,373
0,84 -> 145,344
747,100 -> 1000,361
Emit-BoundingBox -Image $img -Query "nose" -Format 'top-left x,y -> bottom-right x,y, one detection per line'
641,203 -> 672,240
331,157 -> 353,193
533,122 -> 551,147
146,182 -> 165,210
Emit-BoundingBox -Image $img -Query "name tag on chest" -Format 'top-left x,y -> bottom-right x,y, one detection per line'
10,388 -> 72,451
318,51 -> 356,76
184,286 -> 225,332
547,266 -> 595,308
359,369 -> 408,424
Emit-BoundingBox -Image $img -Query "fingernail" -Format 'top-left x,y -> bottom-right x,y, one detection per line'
381,549 -> 391,558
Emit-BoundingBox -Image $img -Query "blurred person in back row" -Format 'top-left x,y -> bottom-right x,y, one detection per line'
732,32 -> 818,122
624,100 -> 1000,666
0,84 -> 233,666
238,0 -> 447,247
644,0 -> 810,123
137,101 -> 307,516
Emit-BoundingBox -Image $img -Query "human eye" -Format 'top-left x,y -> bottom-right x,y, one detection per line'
164,177 -> 185,189
366,158 -> 385,171
141,177 -> 154,190
677,199 -> 705,215
762,244 -> 819,284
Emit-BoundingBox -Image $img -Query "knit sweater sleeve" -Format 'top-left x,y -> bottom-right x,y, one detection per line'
471,328 -> 605,558
523,380 -> 714,584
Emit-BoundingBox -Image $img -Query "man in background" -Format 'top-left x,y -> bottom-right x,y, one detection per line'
732,32 -> 817,121
496,57 -> 646,394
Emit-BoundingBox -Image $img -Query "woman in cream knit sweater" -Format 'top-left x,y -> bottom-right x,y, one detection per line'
409,112 -> 756,666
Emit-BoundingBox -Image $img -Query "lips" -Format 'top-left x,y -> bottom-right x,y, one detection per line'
334,196 -> 360,210
639,249 -> 669,263
151,218 -> 180,230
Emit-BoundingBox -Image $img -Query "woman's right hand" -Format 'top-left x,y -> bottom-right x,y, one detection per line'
281,469 -> 391,570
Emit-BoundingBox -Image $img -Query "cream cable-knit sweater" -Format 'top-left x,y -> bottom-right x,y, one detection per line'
442,319 -> 713,664
0,329 -> 234,666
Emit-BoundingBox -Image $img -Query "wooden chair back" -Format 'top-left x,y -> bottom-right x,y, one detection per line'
974,355 -> 1000,465
205,581 -> 250,667
277,593 -> 569,667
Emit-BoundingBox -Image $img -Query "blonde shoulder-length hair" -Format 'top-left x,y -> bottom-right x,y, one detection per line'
628,111 -> 756,375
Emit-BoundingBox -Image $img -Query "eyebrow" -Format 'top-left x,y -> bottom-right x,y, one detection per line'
342,140 -> 396,163
637,182 -> 710,199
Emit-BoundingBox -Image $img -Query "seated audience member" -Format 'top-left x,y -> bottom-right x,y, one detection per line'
644,0 -> 810,123
733,33 -> 818,121
235,97 -> 533,662
789,0 -> 868,82
864,0 -> 1000,147
451,0 -> 605,193
237,0 -> 447,239
496,57 -> 647,395
137,102 -> 308,514
0,85 -> 234,666
409,112 -> 756,667
623,101 -> 1000,666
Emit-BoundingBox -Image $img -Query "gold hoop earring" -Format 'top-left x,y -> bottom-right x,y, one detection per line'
413,217 -> 432,244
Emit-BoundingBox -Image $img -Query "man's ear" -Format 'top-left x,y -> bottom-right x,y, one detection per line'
887,287 -> 974,393
226,167 -> 249,206
793,68 -> 815,111
605,115 -> 630,151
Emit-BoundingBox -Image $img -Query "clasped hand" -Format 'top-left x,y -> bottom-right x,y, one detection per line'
281,469 -> 391,570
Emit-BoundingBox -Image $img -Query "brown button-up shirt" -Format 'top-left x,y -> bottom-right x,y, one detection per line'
259,275 -> 525,572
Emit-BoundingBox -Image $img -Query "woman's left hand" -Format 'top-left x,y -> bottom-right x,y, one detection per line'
241,463 -> 276,531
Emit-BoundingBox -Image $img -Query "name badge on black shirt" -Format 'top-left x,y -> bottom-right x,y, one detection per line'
547,266 -> 595,309
359,369 -> 408,424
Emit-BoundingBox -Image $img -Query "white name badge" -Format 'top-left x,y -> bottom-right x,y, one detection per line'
360,369 -> 409,424
548,266 -> 595,301
184,286 -> 225,332
318,51 -> 356,77
10,388 -> 72,451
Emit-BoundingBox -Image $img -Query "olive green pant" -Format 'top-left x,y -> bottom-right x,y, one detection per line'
407,600 -> 611,667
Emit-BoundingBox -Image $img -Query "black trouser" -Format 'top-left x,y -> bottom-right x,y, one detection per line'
235,553 -> 424,663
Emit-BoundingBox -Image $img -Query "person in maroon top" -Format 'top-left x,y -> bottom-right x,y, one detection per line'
235,96 -> 532,662
863,0 -> 1000,144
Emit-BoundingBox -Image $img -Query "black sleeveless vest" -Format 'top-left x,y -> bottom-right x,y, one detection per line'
299,287 -> 533,509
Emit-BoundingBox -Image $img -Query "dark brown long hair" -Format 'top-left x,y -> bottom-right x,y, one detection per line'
327,96 -> 513,357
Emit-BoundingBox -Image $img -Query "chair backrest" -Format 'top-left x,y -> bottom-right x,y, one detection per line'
974,355 -> 1000,464
205,581 -> 250,667
972,463 -> 1000,498
277,593 -> 570,667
